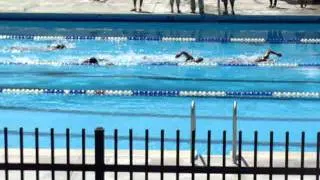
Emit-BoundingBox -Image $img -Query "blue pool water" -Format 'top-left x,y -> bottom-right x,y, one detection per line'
0,21 -> 320,154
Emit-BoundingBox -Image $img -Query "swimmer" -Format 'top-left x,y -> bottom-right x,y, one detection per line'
10,44 -> 67,51
175,51 -> 204,63
81,57 -> 114,66
176,49 -> 282,64
254,49 -> 282,63
49,44 -> 66,50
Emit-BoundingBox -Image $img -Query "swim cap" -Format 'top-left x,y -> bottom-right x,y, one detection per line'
56,44 -> 66,49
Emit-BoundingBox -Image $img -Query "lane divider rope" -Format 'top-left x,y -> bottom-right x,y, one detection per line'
0,34 -> 319,43
0,61 -> 319,68
1,88 -> 320,99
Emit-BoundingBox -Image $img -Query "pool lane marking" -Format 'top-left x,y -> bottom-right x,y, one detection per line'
2,72 -> 320,84
1,34 -> 320,43
1,88 -> 320,99
1,61 -> 320,68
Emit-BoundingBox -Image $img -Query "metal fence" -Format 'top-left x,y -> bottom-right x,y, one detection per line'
0,127 -> 319,180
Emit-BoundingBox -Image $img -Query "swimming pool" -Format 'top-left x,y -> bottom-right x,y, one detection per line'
0,20 -> 319,154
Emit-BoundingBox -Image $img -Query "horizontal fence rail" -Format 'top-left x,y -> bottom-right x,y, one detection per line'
0,127 -> 319,180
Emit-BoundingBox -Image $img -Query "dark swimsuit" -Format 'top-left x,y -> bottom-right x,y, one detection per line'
82,57 -> 99,65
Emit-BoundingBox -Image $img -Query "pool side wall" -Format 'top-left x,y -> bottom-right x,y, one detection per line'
0,13 -> 320,23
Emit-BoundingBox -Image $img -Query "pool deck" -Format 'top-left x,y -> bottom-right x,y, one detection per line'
0,0 -> 319,16
0,149 -> 318,180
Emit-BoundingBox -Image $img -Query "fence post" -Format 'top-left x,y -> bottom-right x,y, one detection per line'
191,101 -> 196,133
95,127 -> 105,180
190,101 -> 196,163
232,101 -> 238,165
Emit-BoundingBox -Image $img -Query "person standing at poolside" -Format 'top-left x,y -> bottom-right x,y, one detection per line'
190,0 -> 205,14
300,0 -> 307,8
131,0 -> 143,12
269,0 -> 277,8
222,0 -> 235,15
170,0 -> 181,13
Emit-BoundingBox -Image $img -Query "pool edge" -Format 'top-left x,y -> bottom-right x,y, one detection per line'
0,13 -> 320,23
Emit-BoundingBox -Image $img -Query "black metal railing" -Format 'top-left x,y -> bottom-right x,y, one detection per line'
0,127 -> 319,180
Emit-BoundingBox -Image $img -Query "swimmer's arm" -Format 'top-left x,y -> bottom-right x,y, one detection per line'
269,50 -> 282,57
175,51 -> 194,61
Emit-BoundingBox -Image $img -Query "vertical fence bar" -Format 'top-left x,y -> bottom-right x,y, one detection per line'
207,130 -> 211,180
129,129 -> 133,180
191,130 -> 195,180
81,129 -> 86,180
35,128 -> 39,180
19,128 -> 24,180
285,132 -> 289,180
95,127 -> 105,180
316,132 -> 319,180
190,100 -> 196,164
114,129 -> 118,180
222,131 -> 226,180
50,128 -> 55,180
176,130 -> 180,180
238,131 -> 242,180
66,128 -> 70,180
145,130 -> 149,180
4,128 -> 8,180
269,131 -> 274,180
232,101 -> 238,165
301,132 -> 305,180
254,131 -> 258,180
161,130 -> 164,180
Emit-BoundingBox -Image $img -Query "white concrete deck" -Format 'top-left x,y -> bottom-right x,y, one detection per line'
0,0 -> 319,16
0,149 -> 319,179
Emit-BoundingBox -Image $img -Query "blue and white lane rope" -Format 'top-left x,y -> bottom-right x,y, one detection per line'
1,61 -> 320,68
1,88 -> 320,99
1,34 -> 320,44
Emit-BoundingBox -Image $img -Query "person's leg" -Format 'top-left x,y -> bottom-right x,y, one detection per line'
177,0 -> 181,13
230,0 -> 235,15
190,0 -> 196,13
139,0 -> 143,11
269,0 -> 273,7
273,0 -> 277,7
170,0 -> 174,13
131,0 -> 137,11
222,0 -> 228,14
198,0 -> 205,14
